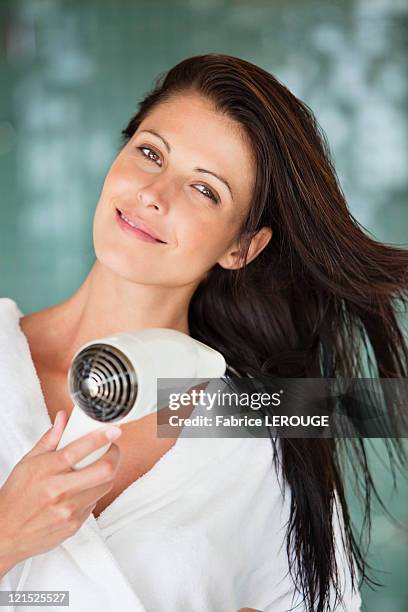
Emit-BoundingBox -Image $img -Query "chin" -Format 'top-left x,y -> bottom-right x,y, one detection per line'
94,248 -> 165,286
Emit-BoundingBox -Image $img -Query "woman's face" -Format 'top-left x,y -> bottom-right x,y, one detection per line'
93,91 -> 271,288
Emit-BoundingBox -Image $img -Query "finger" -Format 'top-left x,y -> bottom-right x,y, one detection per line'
50,444 -> 121,494
63,480 -> 114,512
25,411 -> 68,458
53,426 -> 122,472
78,500 -> 99,523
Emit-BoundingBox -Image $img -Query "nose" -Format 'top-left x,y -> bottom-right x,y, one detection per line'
137,176 -> 172,214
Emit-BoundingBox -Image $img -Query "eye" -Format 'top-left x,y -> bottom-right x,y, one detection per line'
136,146 -> 219,204
137,146 -> 162,166
194,183 -> 220,204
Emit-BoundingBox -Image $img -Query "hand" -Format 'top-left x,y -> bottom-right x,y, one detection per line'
0,411 -> 122,573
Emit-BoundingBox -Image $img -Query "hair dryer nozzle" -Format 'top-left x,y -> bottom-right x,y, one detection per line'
68,343 -> 138,423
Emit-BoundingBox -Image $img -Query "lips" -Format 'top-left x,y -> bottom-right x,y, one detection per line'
116,208 -> 166,243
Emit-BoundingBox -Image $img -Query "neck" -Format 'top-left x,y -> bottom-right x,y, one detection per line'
37,260 -> 199,374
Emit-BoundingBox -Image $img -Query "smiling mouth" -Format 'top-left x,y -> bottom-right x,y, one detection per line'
116,209 -> 166,243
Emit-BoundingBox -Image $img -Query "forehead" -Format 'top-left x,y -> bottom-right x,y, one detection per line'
136,92 -> 255,209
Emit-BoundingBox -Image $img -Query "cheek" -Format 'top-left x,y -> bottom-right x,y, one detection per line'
175,215 -> 235,266
100,156 -> 145,203
92,202 -> 112,264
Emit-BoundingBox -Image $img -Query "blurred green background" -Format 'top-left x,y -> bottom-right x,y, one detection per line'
0,0 -> 407,610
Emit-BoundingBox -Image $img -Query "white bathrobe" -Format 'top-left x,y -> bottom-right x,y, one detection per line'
0,297 -> 361,611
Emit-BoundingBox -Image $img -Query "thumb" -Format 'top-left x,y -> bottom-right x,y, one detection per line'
26,410 -> 68,458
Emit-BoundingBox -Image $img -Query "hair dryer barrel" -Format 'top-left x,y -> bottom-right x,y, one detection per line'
116,329 -> 226,379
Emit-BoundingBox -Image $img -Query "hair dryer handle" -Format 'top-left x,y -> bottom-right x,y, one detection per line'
56,405 -> 112,470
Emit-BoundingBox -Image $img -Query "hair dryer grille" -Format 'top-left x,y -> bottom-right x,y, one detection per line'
68,343 -> 138,422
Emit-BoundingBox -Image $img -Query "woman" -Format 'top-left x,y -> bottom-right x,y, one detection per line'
0,53 -> 407,611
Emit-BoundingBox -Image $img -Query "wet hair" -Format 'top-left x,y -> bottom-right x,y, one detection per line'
119,53 -> 408,611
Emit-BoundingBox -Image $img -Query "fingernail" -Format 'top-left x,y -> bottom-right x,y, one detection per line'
104,426 -> 122,440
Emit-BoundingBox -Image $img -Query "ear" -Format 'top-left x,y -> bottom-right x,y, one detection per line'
218,226 -> 272,270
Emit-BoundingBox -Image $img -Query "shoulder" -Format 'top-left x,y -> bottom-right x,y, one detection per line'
18,304 -> 62,370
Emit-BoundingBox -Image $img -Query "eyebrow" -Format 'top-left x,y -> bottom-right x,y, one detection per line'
138,129 -> 234,199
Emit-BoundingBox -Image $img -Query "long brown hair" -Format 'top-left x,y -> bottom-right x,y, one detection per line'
120,53 -> 408,611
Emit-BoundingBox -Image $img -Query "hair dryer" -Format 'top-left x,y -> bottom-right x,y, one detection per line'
56,328 -> 226,469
